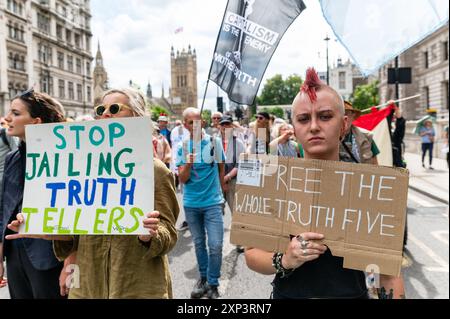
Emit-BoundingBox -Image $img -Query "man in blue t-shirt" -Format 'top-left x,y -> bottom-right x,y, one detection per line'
177,107 -> 226,300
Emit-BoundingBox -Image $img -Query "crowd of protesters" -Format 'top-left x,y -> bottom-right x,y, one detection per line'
0,68 -> 409,300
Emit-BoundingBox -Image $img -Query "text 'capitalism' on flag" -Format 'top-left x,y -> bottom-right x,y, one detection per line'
208,0 -> 306,106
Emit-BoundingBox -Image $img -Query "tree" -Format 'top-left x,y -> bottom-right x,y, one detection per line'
257,74 -> 303,106
202,109 -> 212,127
351,81 -> 380,111
261,106 -> 284,119
150,105 -> 171,122
234,105 -> 244,121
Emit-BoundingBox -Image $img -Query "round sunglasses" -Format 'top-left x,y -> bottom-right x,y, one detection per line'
94,103 -> 131,116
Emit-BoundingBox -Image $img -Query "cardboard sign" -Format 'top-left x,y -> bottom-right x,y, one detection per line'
230,155 -> 409,276
20,117 -> 154,235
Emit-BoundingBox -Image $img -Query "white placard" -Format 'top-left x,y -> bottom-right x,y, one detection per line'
237,159 -> 262,187
20,117 -> 154,235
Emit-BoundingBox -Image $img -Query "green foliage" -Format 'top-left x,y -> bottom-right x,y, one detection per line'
350,81 -> 380,110
150,105 -> 171,122
261,106 -> 285,119
202,109 -> 212,127
257,74 -> 303,106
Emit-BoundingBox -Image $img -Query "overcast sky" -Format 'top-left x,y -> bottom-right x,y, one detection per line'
91,0 -> 351,111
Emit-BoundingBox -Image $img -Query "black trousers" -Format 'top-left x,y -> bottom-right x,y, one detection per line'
421,143 -> 434,165
6,242 -> 63,299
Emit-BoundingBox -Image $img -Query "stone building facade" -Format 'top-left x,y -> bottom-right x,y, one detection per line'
0,0 -> 93,117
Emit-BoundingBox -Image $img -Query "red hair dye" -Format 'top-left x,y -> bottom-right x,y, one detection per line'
300,67 -> 323,103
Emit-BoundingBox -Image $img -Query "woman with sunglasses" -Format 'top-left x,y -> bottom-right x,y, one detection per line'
245,69 -> 406,299
6,88 -> 180,299
51,88 -> 179,299
0,89 -> 65,299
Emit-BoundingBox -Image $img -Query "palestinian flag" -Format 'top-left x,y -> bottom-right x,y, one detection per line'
353,104 -> 396,167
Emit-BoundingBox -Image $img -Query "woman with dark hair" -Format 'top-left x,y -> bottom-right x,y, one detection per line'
6,87 -> 179,299
0,89 -> 65,299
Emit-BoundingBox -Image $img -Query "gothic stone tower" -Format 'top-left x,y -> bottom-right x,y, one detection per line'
170,45 -> 198,117
93,42 -> 109,105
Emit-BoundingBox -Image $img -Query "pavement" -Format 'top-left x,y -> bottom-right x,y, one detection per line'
404,152 -> 449,204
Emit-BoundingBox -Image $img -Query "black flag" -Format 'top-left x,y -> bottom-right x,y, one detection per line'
208,0 -> 306,105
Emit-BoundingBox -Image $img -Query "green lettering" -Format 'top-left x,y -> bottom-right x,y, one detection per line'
21,207 -> 39,233
93,208 -> 107,234
114,148 -> 135,178
109,123 -> 125,147
54,125 -> 66,150
126,207 -> 144,233
43,207 -> 58,234
25,154 -> 39,180
98,153 -> 112,176
68,153 -> 80,177
107,207 -> 125,233
70,126 -> 85,150
53,153 -> 59,177
89,126 -> 105,146
73,208 -> 88,234
57,208 -> 71,235
86,153 -> 93,177
37,152 -> 51,178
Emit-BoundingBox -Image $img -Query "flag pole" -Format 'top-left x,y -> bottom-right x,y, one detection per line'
361,94 -> 421,113
200,79 -> 211,115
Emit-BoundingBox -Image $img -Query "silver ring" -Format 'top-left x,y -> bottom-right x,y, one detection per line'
301,239 -> 309,249
302,249 -> 308,256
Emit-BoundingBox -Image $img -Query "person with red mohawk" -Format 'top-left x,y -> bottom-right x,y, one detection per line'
245,68 -> 406,299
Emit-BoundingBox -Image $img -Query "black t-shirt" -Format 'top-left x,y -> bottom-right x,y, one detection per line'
272,249 -> 368,299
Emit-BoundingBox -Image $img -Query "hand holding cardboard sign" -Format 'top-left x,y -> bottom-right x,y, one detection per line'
138,211 -> 160,243
282,233 -> 327,270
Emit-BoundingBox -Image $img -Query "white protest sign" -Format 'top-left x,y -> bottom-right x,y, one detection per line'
20,117 -> 154,235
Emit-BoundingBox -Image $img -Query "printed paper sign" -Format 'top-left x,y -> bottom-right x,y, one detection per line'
20,117 -> 154,235
237,159 -> 262,187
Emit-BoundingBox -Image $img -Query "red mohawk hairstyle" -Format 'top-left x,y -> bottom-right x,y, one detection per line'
300,67 -> 324,103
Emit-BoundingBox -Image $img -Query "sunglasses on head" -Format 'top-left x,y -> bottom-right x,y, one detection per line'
94,103 -> 131,116
17,88 -> 46,108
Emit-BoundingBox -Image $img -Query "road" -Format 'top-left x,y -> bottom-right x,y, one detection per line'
1,189 -> 448,299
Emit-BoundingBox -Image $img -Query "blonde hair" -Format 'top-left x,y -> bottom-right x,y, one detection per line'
101,88 -> 149,117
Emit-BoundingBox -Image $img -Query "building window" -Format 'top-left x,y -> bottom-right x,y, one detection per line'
41,72 -> 52,94
86,35 -> 91,51
66,30 -> 72,44
443,41 -> 448,61
7,21 -> 25,42
87,86 -> 92,102
424,86 -> 430,109
56,24 -> 63,40
424,51 -> 429,69
57,51 -> 64,69
37,12 -> 50,34
67,55 -> 73,72
339,71 -> 346,90
7,0 -> 23,16
59,79 -> 65,98
86,62 -> 91,74
77,84 -> 83,101
74,34 -> 81,49
38,44 -> 52,64
68,82 -> 74,100
76,58 -> 82,74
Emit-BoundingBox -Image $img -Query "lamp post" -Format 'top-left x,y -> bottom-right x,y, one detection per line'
324,35 -> 330,85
